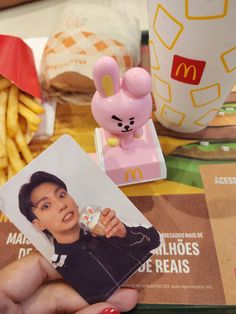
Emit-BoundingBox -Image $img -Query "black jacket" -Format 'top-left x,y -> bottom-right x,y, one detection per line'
51,225 -> 160,304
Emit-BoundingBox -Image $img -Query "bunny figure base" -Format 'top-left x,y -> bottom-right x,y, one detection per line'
94,119 -> 167,186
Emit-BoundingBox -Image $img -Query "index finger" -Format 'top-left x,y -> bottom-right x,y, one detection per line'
101,208 -> 111,216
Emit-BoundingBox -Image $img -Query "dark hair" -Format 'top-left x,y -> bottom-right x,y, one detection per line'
18,171 -> 67,237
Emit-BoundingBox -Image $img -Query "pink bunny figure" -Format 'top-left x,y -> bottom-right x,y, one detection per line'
91,56 -> 152,149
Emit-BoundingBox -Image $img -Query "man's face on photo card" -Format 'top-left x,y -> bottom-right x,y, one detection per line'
30,182 -> 80,239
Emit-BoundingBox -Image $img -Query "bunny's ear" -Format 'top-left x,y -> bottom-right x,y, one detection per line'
123,67 -> 152,98
93,56 -> 120,97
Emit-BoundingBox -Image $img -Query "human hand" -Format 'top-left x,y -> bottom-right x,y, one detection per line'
100,208 -> 127,238
0,252 -> 138,314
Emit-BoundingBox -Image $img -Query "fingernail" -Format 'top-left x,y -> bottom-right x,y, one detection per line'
100,308 -> 120,314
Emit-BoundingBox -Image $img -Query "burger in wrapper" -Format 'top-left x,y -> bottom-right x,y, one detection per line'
40,3 -> 141,104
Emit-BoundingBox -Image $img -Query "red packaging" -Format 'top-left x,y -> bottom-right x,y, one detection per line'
0,34 -> 41,99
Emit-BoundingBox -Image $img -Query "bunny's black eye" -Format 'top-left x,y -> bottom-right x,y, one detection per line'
129,117 -> 135,125
112,115 -> 123,127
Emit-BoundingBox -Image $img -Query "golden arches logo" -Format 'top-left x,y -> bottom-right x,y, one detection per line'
124,168 -> 143,182
175,63 -> 197,81
171,55 -> 206,85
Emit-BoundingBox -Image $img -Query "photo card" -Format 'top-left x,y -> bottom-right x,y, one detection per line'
0,135 -> 161,304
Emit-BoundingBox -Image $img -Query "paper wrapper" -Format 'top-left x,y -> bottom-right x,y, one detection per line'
0,34 -> 41,100
148,1 -> 236,133
41,3 -> 141,103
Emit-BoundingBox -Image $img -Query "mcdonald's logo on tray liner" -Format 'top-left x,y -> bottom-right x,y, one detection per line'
171,55 -> 206,85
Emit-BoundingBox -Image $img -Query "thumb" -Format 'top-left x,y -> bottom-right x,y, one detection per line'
76,303 -> 120,314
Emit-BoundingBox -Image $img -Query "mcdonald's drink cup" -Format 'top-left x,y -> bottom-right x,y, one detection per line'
147,0 -> 236,132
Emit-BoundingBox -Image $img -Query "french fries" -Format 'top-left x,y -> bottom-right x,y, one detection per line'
0,140 -> 7,169
18,103 -> 42,125
6,137 -> 26,172
15,124 -> 33,164
0,90 -> 7,146
0,91 -> 7,169
7,163 -> 16,180
7,85 -> 19,138
28,121 -> 39,132
0,77 -> 12,91
0,75 -> 45,184
19,93 -> 45,114
0,169 -> 7,186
